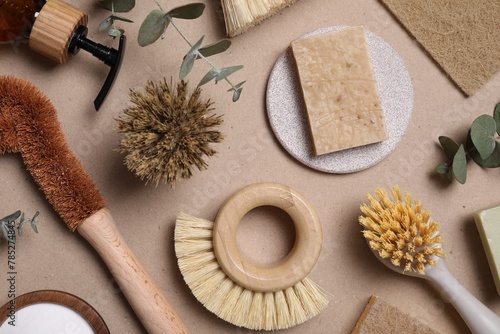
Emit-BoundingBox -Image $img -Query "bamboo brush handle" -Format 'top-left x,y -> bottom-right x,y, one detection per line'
77,208 -> 189,334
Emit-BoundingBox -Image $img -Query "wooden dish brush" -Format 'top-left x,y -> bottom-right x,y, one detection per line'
175,182 -> 329,330
359,186 -> 500,334
221,0 -> 300,37
0,75 -> 188,334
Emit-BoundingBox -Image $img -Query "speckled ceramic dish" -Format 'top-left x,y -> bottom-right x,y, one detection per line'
266,26 -> 414,173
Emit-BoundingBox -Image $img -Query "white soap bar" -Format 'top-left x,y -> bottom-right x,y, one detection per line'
290,26 -> 388,156
474,206 -> 500,295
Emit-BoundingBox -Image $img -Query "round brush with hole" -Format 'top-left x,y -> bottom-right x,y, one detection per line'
0,75 -> 188,334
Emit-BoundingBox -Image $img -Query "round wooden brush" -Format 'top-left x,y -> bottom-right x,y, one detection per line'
0,75 -> 188,334
175,183 -> 328,330
359,186 -> 500,334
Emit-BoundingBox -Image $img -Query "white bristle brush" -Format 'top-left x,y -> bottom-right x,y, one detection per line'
359,186 -> 500,334
221,0 -> 300,37
174,182 -> 329,330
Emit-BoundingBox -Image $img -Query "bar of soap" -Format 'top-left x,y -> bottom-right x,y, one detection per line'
290,26 -> 388,155
474,206 -> 500,295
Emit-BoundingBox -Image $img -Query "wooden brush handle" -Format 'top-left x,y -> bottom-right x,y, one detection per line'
77,208 -> 189,334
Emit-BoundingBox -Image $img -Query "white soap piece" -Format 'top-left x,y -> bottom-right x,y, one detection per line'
474,206 -> 500,295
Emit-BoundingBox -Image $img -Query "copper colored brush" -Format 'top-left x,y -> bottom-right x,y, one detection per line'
0,75 -> 188,334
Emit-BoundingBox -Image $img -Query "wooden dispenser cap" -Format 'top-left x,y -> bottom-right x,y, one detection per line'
29,0 -> 87,64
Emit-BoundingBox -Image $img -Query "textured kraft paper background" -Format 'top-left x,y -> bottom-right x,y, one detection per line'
0,0 -> 500,333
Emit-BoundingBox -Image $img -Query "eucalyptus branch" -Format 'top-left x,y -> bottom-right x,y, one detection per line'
138,2 -> 245,102
435,101 -> 500,184
0,211 -> 39,244
98,1 -> 245,101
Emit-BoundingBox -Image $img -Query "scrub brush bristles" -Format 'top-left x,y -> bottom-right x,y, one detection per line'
174,212 -> 329,330
221,0 -> 300,37
116,79 -> 223,186
359,186 -> 445,275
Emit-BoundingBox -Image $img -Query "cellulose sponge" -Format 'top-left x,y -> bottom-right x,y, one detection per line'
351,295 -> 440,334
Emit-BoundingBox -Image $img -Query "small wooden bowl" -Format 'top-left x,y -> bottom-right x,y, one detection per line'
0,290 -> 109,333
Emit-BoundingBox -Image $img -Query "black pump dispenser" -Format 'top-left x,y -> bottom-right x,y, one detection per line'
69,25 -> 125,110
0,0 -> 125,110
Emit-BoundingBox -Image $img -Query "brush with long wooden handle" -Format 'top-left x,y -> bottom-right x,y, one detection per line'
0,75 -> 189,334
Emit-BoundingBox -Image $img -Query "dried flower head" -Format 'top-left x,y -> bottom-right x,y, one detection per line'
116,79 -> 223,185
359,186 -> 445,275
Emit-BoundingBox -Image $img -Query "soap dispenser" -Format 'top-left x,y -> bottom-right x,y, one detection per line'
0,0 -> 125,110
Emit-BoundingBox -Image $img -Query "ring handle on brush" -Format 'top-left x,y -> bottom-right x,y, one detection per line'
213,182 -> 323,292
77,208 -> 189,334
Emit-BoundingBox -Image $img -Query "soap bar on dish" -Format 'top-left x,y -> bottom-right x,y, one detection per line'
474,206 -> 500,295
290,26 -> 388,156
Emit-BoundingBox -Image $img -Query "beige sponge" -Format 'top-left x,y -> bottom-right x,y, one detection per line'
351,295 -> 440,334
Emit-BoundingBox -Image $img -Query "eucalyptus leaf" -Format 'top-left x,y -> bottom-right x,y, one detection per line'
17,221 -> 24,236
232,88 -> 243,102
471,114 -> 496,159
494,101 -> 500,136
31,221 -> 39,234
0,211 -> 21,223
112,15 -> 133,24
99,16 -> 114,32
468,132 -> 500,168
452,144 -> 467,184
198,39 -> 231,58
227,81 -> 246,92
166,3 -> 205,20
198,68 -> 219,86
227,81 -> 246,102
1,222 -> 9,241
180,36 -> 204,80
108,28 -> 125,38
99,0 -> 135,12
438,136 -> 460,160
435,162 -> 450,175
138,10 -> 169,47
215,65 -> 243,83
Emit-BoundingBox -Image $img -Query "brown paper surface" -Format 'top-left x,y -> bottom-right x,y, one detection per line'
0,0 -> 499,333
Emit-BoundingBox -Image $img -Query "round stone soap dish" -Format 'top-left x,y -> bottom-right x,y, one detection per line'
266,26 -> 414,173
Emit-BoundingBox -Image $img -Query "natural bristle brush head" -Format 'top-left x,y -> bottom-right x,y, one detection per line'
359,186 -> 445,275
0,75 -> 105,230
359,186 -> 500,334
221,0 -> 300,37
175,183 -> 329,330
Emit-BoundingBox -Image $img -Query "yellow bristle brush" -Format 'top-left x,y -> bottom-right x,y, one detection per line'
0,75 -> 188,334
174,182 -> 329,330
221,0 -> 300,37
359,186 -> 500,334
